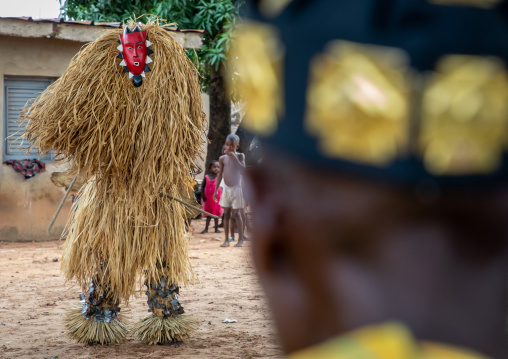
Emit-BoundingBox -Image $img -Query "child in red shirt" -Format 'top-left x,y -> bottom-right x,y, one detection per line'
200,161 -> 223,233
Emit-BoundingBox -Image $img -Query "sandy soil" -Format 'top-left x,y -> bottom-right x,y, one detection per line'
0,219 -> 283,359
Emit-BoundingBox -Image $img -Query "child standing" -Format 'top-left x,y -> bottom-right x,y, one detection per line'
214,134 -> 246,247
200,161 -> 223,233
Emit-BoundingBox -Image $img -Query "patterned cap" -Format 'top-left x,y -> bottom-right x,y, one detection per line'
231,0 -> 508,188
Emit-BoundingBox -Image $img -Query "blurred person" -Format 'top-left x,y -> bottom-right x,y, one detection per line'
218,144 -> 228,229
249,153 -> 508,359
214,134 -> 246,247
229,143 -> 251,242
236,0 -> 508,358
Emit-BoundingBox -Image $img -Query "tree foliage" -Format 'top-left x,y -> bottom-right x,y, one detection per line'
60,0 -> 245,92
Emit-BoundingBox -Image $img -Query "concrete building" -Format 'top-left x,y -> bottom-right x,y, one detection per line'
0,17 -> 205,242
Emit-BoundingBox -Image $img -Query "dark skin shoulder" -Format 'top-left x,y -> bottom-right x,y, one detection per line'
247,152 -> 508,359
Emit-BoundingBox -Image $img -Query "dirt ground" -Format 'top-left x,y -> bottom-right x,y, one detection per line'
0,219 -> 283,359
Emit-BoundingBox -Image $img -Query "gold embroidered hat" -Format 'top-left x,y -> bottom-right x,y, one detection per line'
233,0 -> 508,186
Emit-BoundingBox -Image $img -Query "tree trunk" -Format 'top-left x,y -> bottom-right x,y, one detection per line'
206,64 -> 231,166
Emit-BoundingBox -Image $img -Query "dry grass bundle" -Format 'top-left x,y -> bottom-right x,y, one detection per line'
61,177 -> 194,303
50,170 -> 86,193
22,22 -> 206,201
65,306 -> 129,345
22,22 -> 205,306
180,180 -> 202,220
133,315 -> 198,345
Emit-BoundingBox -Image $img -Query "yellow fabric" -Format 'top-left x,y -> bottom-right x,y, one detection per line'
259,0 -> 293,17
289,322 -> 491,359
421,342 -> 491,359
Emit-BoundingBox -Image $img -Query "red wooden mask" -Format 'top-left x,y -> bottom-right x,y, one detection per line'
118,25 -> 153,87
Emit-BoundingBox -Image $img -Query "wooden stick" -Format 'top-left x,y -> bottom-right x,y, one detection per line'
165,193 -> 220,220
48,174 -> 78,232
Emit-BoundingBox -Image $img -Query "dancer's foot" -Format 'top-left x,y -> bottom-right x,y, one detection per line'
243,235 -> 250,241
215,228 -> 222,233
218,222 -> 224,228
220,241 -> 230,247
229,236 -> 235,242
200,228 -> 208,234
234,240 -> 244,247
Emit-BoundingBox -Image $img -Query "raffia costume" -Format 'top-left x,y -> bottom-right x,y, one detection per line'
22,22 -> 205,345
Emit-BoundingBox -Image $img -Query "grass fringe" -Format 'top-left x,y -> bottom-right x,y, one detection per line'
133,315 -> 199,345
61,179 -> 195,302
64,306 -> 129,345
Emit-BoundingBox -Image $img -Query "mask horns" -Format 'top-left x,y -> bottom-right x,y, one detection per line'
132,25 -> 143,33
123,27 -> 132,35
